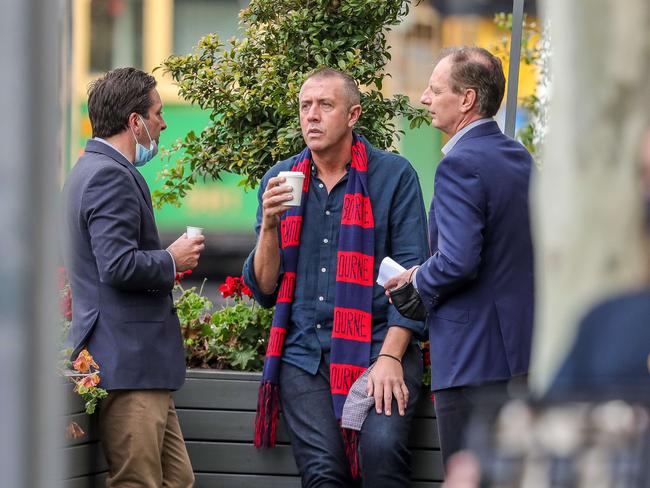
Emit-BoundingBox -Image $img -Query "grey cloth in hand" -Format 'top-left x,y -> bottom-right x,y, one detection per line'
341,364 -> 376,431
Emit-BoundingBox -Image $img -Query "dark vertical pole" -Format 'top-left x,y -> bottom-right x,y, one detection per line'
505,0 -> 525,137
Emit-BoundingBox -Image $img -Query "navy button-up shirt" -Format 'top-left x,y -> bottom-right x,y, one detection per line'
243,139 -> 429,375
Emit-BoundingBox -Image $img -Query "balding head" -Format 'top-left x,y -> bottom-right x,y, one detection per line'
302,68 -> 361,108
439,46 -> 506,117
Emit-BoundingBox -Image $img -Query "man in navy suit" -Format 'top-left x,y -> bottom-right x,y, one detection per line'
385,47 -> 535,468
63,68 -> 204,487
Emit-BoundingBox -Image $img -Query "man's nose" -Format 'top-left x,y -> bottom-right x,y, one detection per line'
161,117 -> 168,131
307,105 -> 320,121
420,90 -> 430,106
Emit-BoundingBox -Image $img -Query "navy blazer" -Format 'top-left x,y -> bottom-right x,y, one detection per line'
548,289 -> 650,401
417,121 -> 534,390
62,139 -> 185,391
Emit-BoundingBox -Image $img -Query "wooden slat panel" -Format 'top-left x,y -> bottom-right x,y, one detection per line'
63,384 -> 87,415
411,449 -> 445,481
187,442 -> 443,481
185,370 -> 262,381
178,409 -> 439,448
415,394 -> 436,417
193,473 -> 442,488
186,442 -> 299,475
62,473 -> 107,488
173,378 -> 261,410
63,413 -> 99,446
194,472 -> 301,488
176,371 -> 437,416
63,443 -> 108,479
408,418 -> 440,449
178,410 -> 292,443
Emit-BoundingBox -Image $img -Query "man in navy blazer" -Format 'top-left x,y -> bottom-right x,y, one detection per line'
385,47 -> 534,467
63,68 -> 204,487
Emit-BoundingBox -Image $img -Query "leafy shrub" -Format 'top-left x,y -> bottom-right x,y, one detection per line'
176,272 -> 273,371
154,0 -> 430,207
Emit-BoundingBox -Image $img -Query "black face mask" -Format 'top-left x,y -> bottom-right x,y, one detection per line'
388,282 -> 427,321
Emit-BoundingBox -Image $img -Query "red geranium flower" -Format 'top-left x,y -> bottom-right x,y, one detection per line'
175,269 -> 193,283
219,275 -> 252,299
59,288 -> 72,321
241,283 -> 253,298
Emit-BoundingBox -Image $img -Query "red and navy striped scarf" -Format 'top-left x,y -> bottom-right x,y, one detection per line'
254,133 -> 374,478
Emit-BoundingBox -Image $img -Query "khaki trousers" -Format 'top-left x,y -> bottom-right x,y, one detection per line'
98,390 -> 194,487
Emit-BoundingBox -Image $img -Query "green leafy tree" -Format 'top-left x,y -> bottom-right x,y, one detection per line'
155,0 -> 430,207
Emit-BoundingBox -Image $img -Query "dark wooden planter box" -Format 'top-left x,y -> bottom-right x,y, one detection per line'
63,369 -> 444,487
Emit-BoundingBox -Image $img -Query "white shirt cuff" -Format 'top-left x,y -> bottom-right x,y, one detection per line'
165,249 -> 176,280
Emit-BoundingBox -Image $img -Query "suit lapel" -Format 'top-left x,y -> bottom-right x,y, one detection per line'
85,139 -> 155,213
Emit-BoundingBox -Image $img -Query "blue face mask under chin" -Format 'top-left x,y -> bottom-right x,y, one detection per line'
130,115 -> 158,167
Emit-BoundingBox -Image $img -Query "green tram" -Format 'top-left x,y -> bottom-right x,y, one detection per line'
68,0 -> 534,274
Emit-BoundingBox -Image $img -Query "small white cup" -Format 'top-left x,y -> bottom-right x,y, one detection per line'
278,171 -> 306,207
186,226 -> 204,238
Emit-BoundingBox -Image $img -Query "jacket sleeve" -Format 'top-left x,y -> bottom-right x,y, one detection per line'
83,165 -> 175,292
416,154 -> 485,308
386,165 -> 430,340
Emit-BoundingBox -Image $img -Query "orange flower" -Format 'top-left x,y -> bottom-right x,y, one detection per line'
65,421 -> 86,440
72,349 -> 98,374
76,373 -> 100,389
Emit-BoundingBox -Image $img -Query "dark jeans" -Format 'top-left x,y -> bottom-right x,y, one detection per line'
279,345 -> 423,488
433,379 -> 513,471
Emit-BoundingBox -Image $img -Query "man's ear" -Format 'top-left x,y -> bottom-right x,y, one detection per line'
460,88 -> 477,114
348,104 -> 362,128
127,112 -> 140,131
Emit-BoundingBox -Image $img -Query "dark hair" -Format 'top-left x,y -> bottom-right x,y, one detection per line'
440,46 -> 505,117
303,67 -> 361,107
87,67 -> 157,138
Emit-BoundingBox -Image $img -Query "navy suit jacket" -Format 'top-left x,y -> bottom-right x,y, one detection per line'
417,121 -> 534,390
548,289 -> 650,401
62,139 -> 186,391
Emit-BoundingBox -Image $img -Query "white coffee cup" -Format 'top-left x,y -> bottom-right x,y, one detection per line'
278,171 -> 306,207
186,226 -> 204,238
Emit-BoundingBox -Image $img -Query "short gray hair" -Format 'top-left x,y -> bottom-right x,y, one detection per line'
303,67 -> 361,107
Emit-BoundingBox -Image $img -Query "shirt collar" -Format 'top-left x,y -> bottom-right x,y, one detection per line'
94,137 -> 132,164
310,159 -> 352,176
441,118 -> 493,155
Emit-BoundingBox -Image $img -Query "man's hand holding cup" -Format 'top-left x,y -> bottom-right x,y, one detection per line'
261,173 -> 303,230
167,228 -> 205,272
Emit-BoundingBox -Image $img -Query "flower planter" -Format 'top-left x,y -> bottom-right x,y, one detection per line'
63,369 -> 444,487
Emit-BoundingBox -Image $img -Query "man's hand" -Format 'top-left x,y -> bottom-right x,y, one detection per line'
383,265 -> 419,298
261,176 -> 294,230
367,355 -> 410,416
167,234 -> 205,272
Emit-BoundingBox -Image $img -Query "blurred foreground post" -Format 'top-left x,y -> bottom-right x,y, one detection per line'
0,0 -> 65,486
531,0 -> 650,392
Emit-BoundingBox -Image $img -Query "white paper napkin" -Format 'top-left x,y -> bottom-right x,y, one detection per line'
376,256 -> 406,286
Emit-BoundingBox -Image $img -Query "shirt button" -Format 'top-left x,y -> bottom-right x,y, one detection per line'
316,323 -> 322,329
321,267 -> 326,273
318,183 -> 324,188
325,210 -> 331,216
318,296 -> 324,301
323,238 -> 329,244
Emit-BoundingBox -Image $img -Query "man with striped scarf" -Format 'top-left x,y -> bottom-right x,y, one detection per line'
243,68 -> 429,487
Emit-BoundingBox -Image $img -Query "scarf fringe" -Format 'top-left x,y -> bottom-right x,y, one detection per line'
341,427 -> 361,480
254,381 -> 280,448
